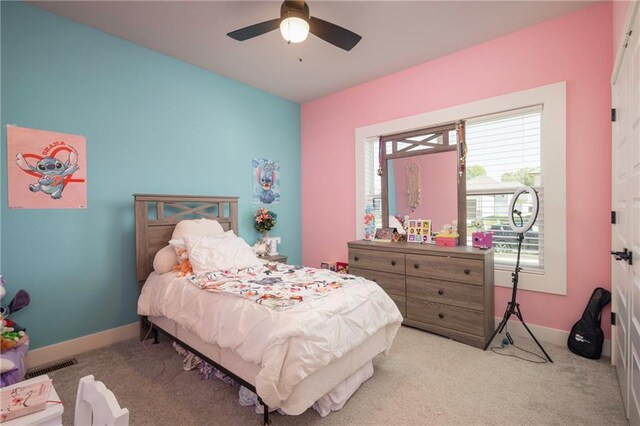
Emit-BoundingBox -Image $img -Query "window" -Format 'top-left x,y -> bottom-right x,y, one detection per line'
355,82 -> 566,295
465,106 -> 543,271
364,137 -> 383,228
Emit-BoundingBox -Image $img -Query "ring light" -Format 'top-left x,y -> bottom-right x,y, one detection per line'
508,186 -> 539,234
485,184 -> 552,362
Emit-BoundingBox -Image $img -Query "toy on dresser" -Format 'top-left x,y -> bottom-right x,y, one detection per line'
435,220 -> 459,247
472,231 -> 493,249
471,221 -> 493,249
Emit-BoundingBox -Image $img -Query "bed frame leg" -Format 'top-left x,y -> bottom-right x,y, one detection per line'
152,327 -> 159,344
263,403 -> 270,425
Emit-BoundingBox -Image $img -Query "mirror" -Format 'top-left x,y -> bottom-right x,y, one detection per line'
380,123 -> 467,244
387,152 -> 458,232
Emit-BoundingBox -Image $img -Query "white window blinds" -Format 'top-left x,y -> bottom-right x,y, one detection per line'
465,106 -> 544,271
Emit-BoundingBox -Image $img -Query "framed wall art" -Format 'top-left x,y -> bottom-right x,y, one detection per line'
7,126 -> 87,209
252,158 -> 280,205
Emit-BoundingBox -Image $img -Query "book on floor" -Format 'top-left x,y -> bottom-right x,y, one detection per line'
0,377 -> 52,421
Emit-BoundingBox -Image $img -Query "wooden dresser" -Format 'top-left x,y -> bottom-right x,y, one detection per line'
348,240 -> 494,349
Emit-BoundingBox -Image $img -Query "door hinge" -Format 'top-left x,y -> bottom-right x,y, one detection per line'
612,211 -> 617,224
612,108 -> 617,122
612,312 -> 617,325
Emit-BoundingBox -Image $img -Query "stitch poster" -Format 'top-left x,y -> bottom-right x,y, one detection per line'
7,126 -> 87,209
252,158 -> 280,205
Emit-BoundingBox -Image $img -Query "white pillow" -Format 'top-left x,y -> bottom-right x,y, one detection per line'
184,234 -> 265,274
169,230 -> 235,254
168,238 -> 186,253
153,245 -> 178,274
172,219 -> 225,241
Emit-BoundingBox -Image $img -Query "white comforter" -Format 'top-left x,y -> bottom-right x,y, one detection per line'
137,269 -> 402,410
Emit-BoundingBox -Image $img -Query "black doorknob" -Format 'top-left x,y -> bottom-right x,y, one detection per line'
611,249 -> 633,265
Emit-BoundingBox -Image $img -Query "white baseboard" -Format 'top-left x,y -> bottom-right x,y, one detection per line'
27,322 -> 138,368
493,318 -> 611,358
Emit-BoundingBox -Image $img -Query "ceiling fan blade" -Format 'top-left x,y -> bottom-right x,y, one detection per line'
309,16 -> 361,51
227,18 -> 281,41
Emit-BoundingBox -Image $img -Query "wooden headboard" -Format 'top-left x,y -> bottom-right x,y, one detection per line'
134,194 -> 239,283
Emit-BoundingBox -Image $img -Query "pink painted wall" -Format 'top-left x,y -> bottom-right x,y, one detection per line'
392,151 -> 458,232
301,3 -> 613,335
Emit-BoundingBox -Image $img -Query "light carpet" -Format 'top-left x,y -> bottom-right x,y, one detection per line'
45,326 -> 626,425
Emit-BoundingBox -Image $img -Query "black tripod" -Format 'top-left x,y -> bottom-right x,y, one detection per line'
484,231 -> 553,363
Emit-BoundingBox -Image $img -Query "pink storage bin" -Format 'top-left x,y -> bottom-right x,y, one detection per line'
435,237 -> 457,247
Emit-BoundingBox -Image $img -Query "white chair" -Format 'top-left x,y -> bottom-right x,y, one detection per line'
74,375 -> 129,426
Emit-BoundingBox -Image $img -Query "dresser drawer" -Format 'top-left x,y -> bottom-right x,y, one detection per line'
406,277 -> 483,310
349,248 -> 405,274
349,267 -> 405,297
406,299 -> 484,336
406,254 -> 484,285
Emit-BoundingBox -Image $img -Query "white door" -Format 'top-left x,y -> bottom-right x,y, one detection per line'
613,6 -> 640,424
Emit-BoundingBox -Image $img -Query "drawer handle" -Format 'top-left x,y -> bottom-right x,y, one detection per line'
372,279 -> 377,283
464,268 -> 471,275
438,313 -> 444,319
414,264 -> 420,269
354,256 -> 359,261
391,260 -> 396,266
437,289 -> 444,295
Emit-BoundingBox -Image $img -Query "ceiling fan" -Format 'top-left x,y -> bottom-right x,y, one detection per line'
227,0 -> 362,52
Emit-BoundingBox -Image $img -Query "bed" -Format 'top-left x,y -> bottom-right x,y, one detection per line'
134,194 -> 402,423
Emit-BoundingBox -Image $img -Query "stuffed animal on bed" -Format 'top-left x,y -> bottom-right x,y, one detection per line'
172,249 -> 193,276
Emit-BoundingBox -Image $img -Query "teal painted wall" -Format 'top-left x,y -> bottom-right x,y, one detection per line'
0,3 -> 301,349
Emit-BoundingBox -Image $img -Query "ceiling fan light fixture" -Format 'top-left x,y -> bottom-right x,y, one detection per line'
228,1 -> 361,51
280,16 -> 309,43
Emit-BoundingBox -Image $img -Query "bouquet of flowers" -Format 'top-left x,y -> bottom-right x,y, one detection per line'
254,208 -> 277,234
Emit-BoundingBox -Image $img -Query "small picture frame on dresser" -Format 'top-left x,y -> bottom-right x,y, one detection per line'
407,220 -> 431,243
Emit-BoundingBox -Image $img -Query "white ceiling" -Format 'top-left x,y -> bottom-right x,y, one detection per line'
30,1 -> 597,103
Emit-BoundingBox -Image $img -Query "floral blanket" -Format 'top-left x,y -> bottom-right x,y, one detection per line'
187,262 -> 355,311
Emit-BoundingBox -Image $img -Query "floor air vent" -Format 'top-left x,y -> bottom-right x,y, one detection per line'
26,358 -> 78,378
